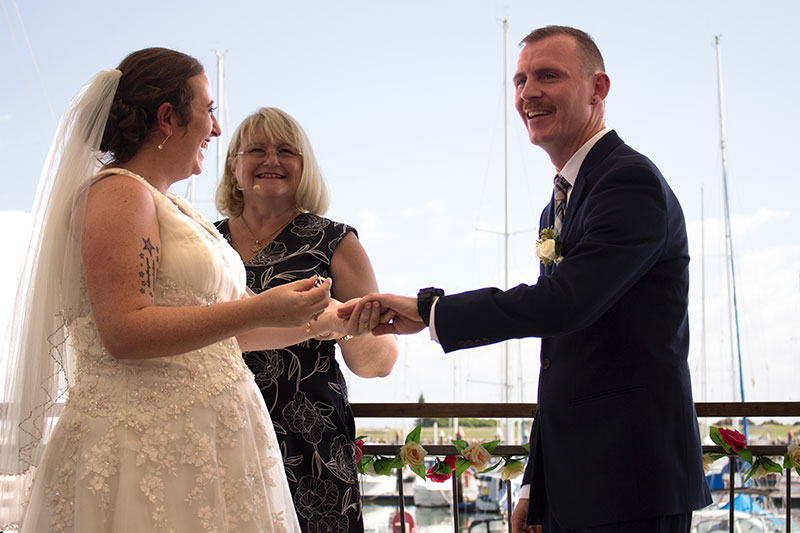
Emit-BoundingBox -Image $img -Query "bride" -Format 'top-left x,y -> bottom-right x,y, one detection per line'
0,47 -> 363,532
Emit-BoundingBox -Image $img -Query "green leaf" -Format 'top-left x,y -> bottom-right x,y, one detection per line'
406,425 -> 422,444
355,435 -> 367,441
373,457 -> 396,476
452,439 -> 468,454
783,453 -> 793,469
430,460 -> 451,475
743,461 -> 759,482
709,427 -> 731,454
738,449 -> 754,464
504,458 -> 524,468
357,455 -> 374,475
482,440 -> 500,454
454,458 -> 471,477
411,464 -> 427,479
522,443 -> 530,453
707,453 -> 726,462
761,457 -> 783,474
389,456 -> 404,470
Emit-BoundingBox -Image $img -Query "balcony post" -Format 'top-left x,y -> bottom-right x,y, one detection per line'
787,466 -> 792,533
506,480 -> 512,533
398,467 -> 406,532
451,472 -> 460,532
728,456 -> 735,533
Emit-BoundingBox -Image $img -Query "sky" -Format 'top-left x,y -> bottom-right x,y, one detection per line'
2,0 -> 799,430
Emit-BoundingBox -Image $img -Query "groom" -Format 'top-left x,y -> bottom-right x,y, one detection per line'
342,26 -> 711,531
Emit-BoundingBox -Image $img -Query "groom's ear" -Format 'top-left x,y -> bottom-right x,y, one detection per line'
592,72 -> 611,102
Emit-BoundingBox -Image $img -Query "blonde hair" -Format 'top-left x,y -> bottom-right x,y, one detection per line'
215,107 -> 329,217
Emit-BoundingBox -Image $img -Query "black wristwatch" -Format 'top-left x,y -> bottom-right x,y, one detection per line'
417,287 -> 444,326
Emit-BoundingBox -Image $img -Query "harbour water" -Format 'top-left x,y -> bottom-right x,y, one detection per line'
362,503 -> 508,533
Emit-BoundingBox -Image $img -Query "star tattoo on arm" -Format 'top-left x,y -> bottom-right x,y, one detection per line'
137,237 -> 160,298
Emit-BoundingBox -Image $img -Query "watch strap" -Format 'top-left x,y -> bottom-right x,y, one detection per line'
417,287 -> 444,327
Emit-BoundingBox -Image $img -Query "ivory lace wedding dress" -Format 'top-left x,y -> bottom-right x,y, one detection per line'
19,169 -> 300,532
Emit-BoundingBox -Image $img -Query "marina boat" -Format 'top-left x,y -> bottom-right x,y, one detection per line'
475,472 -> 522,514
411,470 -> 479,508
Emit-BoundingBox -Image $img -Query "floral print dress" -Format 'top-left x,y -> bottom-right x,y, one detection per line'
215,213 -> 363,533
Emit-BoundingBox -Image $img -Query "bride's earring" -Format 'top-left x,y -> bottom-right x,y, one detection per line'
158,133 -> 172,150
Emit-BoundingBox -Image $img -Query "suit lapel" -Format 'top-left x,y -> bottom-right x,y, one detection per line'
560,130 -> 624,237
537,130 -> 624,274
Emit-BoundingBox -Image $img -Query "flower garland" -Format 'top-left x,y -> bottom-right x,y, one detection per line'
356,425 -> 529,483
703,426 -> 800,481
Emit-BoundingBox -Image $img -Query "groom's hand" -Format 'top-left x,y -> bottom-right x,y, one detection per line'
337,293 -> 426,336
511,498 -> 541,533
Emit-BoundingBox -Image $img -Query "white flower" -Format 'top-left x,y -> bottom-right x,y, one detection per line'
702,454 -> 715,474
751,463 -> 770,479
536,239 -> 557,261
399,442 -> 427,468
788,442 -> 800,467
499,461 -> 525,481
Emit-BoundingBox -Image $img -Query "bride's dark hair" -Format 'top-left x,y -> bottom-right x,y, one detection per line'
100,47 -> 203,163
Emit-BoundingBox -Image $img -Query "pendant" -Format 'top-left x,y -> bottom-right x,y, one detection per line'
251,242 -> 262,253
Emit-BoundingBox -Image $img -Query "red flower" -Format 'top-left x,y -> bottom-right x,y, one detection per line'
426,455 -> 457,483
355,439 -> 364,462
718,428 -> 747,453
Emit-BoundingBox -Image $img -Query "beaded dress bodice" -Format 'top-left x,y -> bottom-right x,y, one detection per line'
66,169 -> 250,422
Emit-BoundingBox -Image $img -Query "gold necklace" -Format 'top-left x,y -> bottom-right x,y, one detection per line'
239,211 -> 297,253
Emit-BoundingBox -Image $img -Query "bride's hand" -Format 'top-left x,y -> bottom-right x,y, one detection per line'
251,276 -> 331,328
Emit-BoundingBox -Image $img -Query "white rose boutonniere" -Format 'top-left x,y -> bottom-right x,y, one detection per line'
535,227 -> 563,266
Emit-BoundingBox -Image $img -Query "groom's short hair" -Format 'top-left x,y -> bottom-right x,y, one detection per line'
520,26 -> 605,77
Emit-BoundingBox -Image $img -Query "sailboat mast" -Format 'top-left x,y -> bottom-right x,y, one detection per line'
502,18 -> 513,444
715,35 -> 747,436
701,187 -> 707,404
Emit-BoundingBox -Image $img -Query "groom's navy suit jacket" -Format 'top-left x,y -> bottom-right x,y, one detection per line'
434,131 -> 711,528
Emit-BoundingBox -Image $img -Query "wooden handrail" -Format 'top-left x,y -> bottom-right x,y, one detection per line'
351,401 -> 800,418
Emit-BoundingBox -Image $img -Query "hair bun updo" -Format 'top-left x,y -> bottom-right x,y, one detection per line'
99,47 -> 204,163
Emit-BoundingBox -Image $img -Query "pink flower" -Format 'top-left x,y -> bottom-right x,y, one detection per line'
427,455 -> 457,483
462,442 -> 492,471
718,428 -> 747,453
355,439 -> 364,462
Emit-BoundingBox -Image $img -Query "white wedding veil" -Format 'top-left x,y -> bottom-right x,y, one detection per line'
0,69 -> 121,527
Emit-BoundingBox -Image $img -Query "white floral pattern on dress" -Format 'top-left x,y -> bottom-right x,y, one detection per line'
20,169 -> 299,533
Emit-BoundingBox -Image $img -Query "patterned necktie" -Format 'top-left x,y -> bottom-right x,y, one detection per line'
553,173 -> 571,235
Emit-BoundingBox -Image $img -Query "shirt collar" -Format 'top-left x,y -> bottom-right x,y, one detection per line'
557,127 -> 610,187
